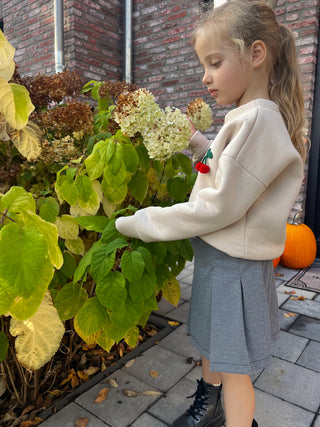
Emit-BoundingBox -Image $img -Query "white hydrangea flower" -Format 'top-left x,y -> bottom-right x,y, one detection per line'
187,98 -> 212,131
113,88 -> 162,137
142,107 -> 192,160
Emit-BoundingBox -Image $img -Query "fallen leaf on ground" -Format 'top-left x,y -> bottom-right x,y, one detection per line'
20,418 -> 43,426
283,312 -> 296,318
142,390 -> 162,396
84,366 -> 100,376
105,378 -> 119,388
275,273 -> 284,277
77,370 -> 90,381
123,389 -> 139,397
285,290 -> 296,295
168,321 -> 180,326
290,295 -> 306,301
125,359 -> 135,368
149,369 -> 159,378
95,387 -> 109,403
75,417 -> 89,427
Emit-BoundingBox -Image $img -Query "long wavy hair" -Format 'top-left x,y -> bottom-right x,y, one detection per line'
193,0 -> 306,161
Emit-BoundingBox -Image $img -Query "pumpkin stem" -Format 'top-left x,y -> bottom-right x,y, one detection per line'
291,209 -> 304,225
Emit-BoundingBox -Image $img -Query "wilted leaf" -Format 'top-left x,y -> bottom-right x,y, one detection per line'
105,378 -> 119,388
84,366 -> 100,376
55,215 -> 79,240
10,122 -> 41,160
124,359 -> 135,368
20,418 -> 43,427
122,389 -> 138,397
95,387 -> 109,403
75,417 -> 89,427
285,290 -> 296,295
168,321 -> 180,326
290,295 -> 306,301
149,369 -> 159,378
77,370 -> 90,381
142,390 -> 162,396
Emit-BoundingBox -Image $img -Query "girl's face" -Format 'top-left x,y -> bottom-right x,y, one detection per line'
195,31 -> 254,107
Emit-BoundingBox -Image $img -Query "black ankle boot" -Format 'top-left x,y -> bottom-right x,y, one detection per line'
171,378 -> 225,427
252,420 -> 258,427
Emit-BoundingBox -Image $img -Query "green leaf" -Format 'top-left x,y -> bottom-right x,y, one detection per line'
172,153 -> 193,175
136,246 -> 153,273
60,252 -> 77,279
105,238 -> 128,254
101,219 -> 123,243
73,242 -> 99,283
96,271 -> 127,311
2,186 -> 35,214
0,79 -> 34,129
128,170 -> 148,204
122,144 -> 139,173
23,211 -> 63,269
75,175 -> 94,203
0,223 -> 52,298
104,161 -> 127,187
96,327 -> 115,352
39,197 -> 59,223
55,176 -> 78,205
109,299 -> 143,331
65,237 -> 85,256
54,282 -> 88,321
128,270 -> 156,303
102,178 -> 127,205
0,280 -> 15,315
77,190 -> 100,215
124,326 -> 139,348
85,150 -> 104,180
167,177 -> 189,202
90,245 -> 116,285
110,143 -> 124,175
136,144 -> 150,172
180,239 -> 194,261
121,250 -> 145,282
0,331 -> 9,362
75,297 -> 108,336
73,215 -> 109,233
55,215 -> 79,240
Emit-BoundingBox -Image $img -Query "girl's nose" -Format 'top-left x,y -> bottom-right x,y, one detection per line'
202,71 -> 212,85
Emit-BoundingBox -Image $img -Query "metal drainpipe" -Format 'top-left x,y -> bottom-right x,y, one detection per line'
54,0 -> 65,74
124,0 -> 132,82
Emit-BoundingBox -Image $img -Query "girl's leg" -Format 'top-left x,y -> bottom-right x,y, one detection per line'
220,371 -> 255,427
202,356 -> 222,385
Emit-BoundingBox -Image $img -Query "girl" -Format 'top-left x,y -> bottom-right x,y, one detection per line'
116,1 -> 306,426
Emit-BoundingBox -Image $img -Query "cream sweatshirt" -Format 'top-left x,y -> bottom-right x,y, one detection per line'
116,99 -> 304,260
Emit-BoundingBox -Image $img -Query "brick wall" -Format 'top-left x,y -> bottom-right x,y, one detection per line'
2,0 -> 123,81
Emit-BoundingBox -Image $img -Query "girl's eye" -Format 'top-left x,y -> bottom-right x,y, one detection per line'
212,61 -> 221,68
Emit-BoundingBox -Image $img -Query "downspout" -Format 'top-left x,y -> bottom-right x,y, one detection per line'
54,0 -> 65,74
124,0 -> 132,82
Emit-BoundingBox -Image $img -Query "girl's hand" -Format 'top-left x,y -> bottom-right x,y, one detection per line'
187,116 -> 197,136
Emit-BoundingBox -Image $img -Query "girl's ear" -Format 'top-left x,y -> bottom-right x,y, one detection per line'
251,40 -> 267,68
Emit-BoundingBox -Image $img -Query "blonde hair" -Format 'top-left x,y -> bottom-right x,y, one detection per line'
193,0 -> 306,161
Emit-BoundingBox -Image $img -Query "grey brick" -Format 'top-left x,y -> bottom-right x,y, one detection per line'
279,309 -> 299,331
271,330 -> 308,362
297,341 -> 320,372
41,402 -> 110,427
131,413 -> 169,426
289,315 -> 320,341
75,370 -> 162,427
148,377 -> 197,425
254,388 -> 314,427
254,357 -> 320,412
281,298 -> 320,320
158,324 -> 201,360
314,416 -> 320,426
165,301 -> 190,323
122,345 -> 193,392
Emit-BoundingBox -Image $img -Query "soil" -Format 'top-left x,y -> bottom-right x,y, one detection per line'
0,322 -> 160,427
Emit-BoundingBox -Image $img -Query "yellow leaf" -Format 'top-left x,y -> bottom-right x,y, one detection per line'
123,389 -> 138,397
149,369 -> 159,378
168,321 -> 180,326
74,317 -> 101,345
10,122 -> 41,160
0,30 -> 15,80
9,292 -> 65,370
162,277 -> 180,307
55,215 -> 79,239
65,236 -> 85,255
142,390 -> 162,396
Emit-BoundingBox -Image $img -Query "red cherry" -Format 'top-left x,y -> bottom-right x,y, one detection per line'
195,162 -> 202,171
199,164 -> 210,174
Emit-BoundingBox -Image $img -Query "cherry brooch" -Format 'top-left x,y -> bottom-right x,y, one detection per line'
195,148 -> 213,174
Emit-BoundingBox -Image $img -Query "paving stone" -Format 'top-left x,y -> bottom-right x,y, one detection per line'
148,377 -> 197,425
180,285 -> 192,301
254,388 -> 315,427
277,292 -> 290,306
156,297 -> 178,316
122,345 -> 193,392
279,309 -> 299,331
165,301 -> 190,323
314,416 -> 320,426
282,298 -> 320,320
158,324 -> 201,360
276,283 -> 316,300
289,315 -> 320,342
275,265 -> 300,281
297,341 -> 320,373
315,294 -> 320,302
185,364 -> 202,382
254,357 -> 320,412
75,370 -> 162,427
271,330 -> 308,362
179,273 -> 193,285
131,412 -> 169,426
41,402 -> 110,427
176,269 -> 193,282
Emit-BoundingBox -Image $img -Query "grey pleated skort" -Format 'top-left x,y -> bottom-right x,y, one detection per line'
187,237 -> 280,375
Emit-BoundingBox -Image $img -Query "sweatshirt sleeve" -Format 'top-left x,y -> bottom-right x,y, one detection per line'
115,154 -> 266,242
188,131 -> 211,163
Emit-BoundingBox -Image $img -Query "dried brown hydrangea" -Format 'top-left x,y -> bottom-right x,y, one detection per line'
187,98 -> 212,131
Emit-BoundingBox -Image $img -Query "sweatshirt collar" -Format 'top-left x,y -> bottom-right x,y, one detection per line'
225,99 -> 279,123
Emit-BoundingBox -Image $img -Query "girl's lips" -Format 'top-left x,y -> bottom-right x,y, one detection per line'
209,89 -> 218,97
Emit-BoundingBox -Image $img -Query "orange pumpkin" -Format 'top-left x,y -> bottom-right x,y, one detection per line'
280,211 -> 317,269
273,257 -> 281,268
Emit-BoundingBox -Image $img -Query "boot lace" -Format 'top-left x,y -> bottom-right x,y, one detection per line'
186,379 -> 210,422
